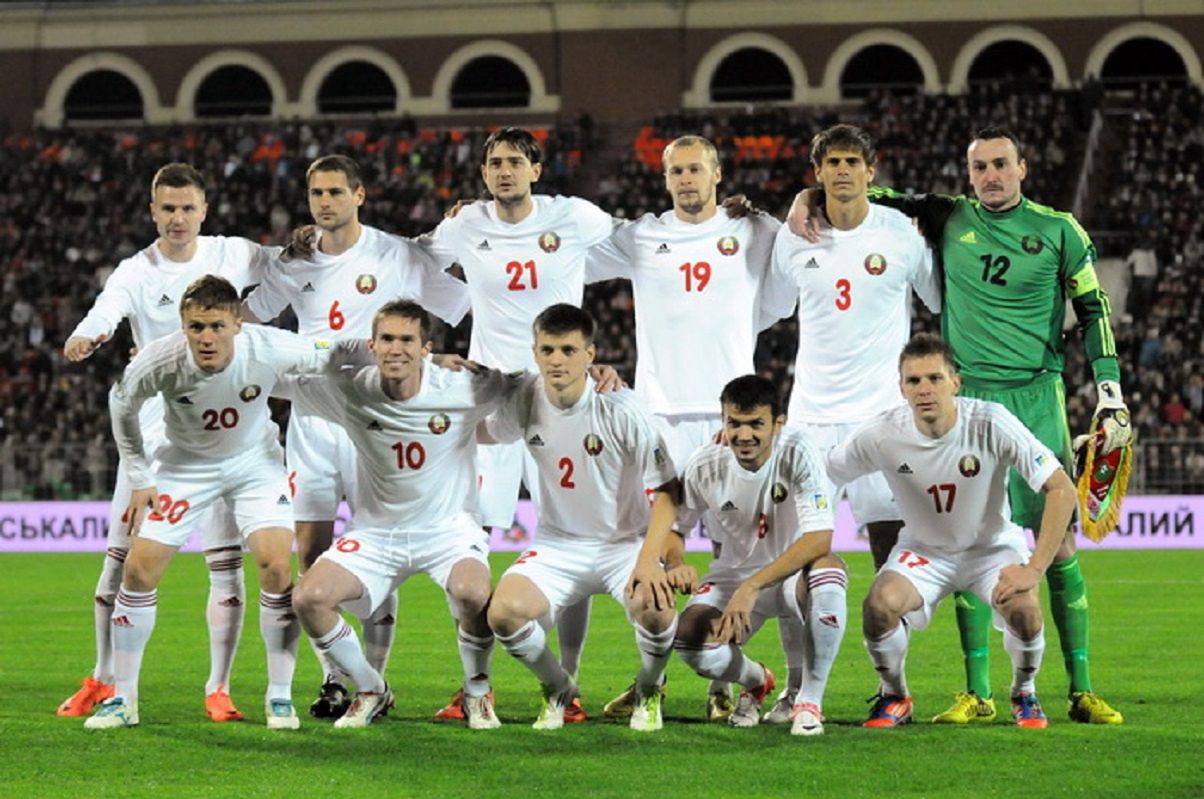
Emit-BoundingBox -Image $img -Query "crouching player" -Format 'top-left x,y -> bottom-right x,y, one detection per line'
289,300 -> 517,729
829,334 -> 1076,728
484,304 -> 680,731
671,375 -> 847,735
86,275 -> 345,730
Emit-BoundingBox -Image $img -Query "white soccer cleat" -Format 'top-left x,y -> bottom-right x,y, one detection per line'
83,696 -> 139,729
464,693 -> 502,730
533,685 -> 569,731
790,702 -> 825,736
265,698 -> 301,730
629,688 -> 664,732
762,687 -> 798,724
333,685 -> 394,729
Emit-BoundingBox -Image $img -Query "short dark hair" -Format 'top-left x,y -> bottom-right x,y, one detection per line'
482,127 -> 543,166
180,275 -> 240,316
970,126 -> 1025,162
307,154 -> 363,191
533,303 -> 594,344
810,124 -> 876,168
898,332 -> 958,373
372,299 -> 431,341
720,375 -> 781,418
151,163 -> 206,196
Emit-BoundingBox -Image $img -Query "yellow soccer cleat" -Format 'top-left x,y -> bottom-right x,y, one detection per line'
1068,691 -> 1123,725
931,691 -> 997,724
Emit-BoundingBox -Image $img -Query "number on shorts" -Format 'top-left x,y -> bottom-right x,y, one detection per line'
514,549 -> 537,565
147,493 -> 190,525
336,538 -> 360,553
202,407 -> 239,430
925,482 -> 956,513
391,440 -> 426,470
558,456 -> 575,488
895,549 -> 930,569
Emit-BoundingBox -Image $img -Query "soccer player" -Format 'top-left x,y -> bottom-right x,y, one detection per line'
771,124 -> 939,571
672,375 -> 847,736
789,127 -> 1128,725
829,333 -> 1076,729
243,154 -> 471,718
288,300 -> 517,729
59,163 -> 271,722
483,304 -> 679,731
584,134 -> 799,722
85,275 -> 346,730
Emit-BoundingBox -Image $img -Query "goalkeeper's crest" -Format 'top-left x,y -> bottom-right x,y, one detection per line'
1074,419 -> 1134,542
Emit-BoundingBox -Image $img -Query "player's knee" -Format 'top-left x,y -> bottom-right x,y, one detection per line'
449,576 -> 492,619
635,604 -> 676,634
1001,598 -> 1043,639
486,593 -> 529,636
257,560 -> 292,594
673,609 -> 712,647
813,553 -> 847,572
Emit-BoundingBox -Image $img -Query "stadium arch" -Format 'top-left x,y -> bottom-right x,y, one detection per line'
948,25 -> 1070,92
426,40 -> 558,114
819,29 -> 940,102
174,50 -> 290,121
37,53 -> 164,127
298,46 -> 411,116
683,32 -> 806,107
1084,22 -> 1202,86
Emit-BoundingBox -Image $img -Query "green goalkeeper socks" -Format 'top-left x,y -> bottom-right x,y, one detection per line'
954,591 -> 993,699
1047,554 -> 1092,693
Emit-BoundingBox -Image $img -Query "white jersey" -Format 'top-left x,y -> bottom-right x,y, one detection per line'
681,427 -> 833,572
110,324 -> 337,488
585,210 -> 792,415
285,362 -> 517,532
423,195 -> 615,371
826,397 -> 1060,554
486,377 -> 677,542
245,224 -> 470,341
772,205 -> 939,424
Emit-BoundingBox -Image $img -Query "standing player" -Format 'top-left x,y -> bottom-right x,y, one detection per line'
829,333 -> 1076,729
789,127 -> 1127,724
243,154 -> 471,718
672,375 -> 847,736
484,304 -> 680,731
584,135 -> 799,722
772,124 -> 939,570
85,276 -> 343,730
59,163 -> 271,722
289,301 -> 517,729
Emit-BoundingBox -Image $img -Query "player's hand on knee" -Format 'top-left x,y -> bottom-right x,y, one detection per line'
716,584 -> 757,644
627,558 -> 674,612
125,486 -> 159,537
665,563 -> 698,595
992,563 -> 1041,605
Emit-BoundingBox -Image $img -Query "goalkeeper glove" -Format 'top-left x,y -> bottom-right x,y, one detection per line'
1090,380 -> 1133,453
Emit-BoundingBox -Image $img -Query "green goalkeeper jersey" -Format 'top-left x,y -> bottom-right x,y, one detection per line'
866,187 -> 1120,386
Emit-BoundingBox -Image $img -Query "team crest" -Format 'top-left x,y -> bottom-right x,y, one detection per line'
864,253 -> 887,275
771,482 -> 789,504
717,236 -> 739,256
356,274 -> 378,294
428,413 -> 451,435
958,454 -> 981,478
239,385 -> 262,403
583,433 -> 604,456
539,232 -> 561,253
1021,236 -> 1044,255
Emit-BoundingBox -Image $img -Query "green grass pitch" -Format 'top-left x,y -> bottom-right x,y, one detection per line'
2,550 -> 1201,799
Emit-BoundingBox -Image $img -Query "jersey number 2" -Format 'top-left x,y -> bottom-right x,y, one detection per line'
558,457 -> 575,488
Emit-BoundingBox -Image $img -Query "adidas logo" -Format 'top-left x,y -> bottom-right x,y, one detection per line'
375,614 -> 396,626
897,463 -> 913,474
818,613 -> 840,628
219,597 -> 242,608
367,420 -> 383,431
720,500 -> 738,511
656,243 -> 671,254
301,281 -> 316,293
157,294 -> 173,307
804,257 -> 820,269
478,240 -> 492,251
176,396 -> 193,405
276,494 -> 291,505
959,231 -> 976,244
111,615 -> 133,628
528,434 -> 545,447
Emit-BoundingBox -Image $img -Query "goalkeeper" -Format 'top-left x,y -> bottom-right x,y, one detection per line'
788,126 -> 1128,725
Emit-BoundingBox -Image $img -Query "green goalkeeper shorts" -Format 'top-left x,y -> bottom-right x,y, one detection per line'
960,372 -> 1074,531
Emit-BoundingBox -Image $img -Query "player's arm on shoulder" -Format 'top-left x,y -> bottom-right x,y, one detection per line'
825,423 -> 877,485
479,373 -> 534,444
584,217 -> 637,284
867,187 -> 957,246
240,258 -> 290,324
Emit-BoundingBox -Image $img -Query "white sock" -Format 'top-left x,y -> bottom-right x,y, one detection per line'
864,622 -> 909,697
799,568 -> 848,707
634,619 -> 677,695
497,620 -> 570,694
362,592 -> 397,676
676,642 -> 766,690
1004,627 -> 1045,696
457,627 -> 495,698
204,549 -> 245,694
314,617 -> 385,694
259,588 -> 299,702
92,549 -> 125,684
307,636 -> 346,683
556,597 -> 591,680
111,587 -> 157,704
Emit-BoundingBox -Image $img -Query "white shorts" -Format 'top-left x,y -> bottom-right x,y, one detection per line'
502,535 -> 641,625
317,518 -> 490,618
287,413 -> 358,520
137,446 -> 295,548
792,420 -> 898,524
880,540 -> 1029,631
654,413 -> 720,477
108,454 -> 242,551
686,565 -> 804,635
477,439 -> 540,529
